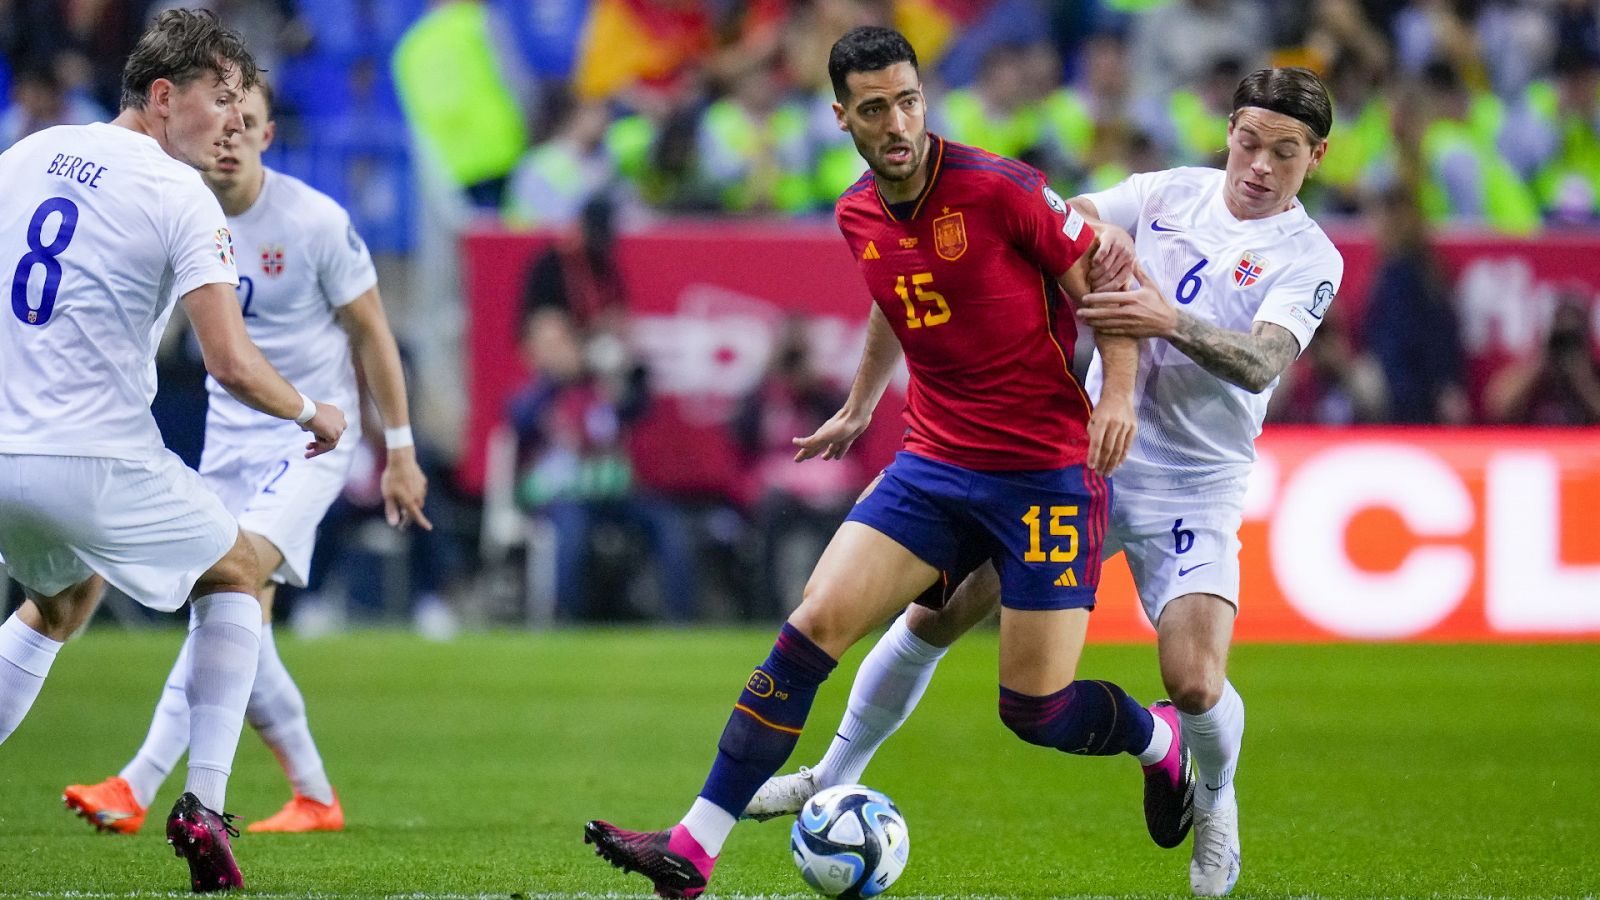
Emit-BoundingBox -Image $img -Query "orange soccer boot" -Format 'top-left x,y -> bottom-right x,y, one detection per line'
246,791 -> 344,833
63,776 -> 147,834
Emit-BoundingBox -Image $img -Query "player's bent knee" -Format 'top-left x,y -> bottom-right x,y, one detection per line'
24,579 -> 103,640
193,534 -> 261,598
1163,669 -> 1224,715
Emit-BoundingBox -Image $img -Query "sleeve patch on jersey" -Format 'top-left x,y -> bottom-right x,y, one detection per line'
1309,280 -> 1335,320
1062,206 -> 1085,241
347,224 -> 365,254
1042,184 -> 1067,214
214,227 -> 235,268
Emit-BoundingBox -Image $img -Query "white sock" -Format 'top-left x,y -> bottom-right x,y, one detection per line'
119,633 -> 195,808
182,593 -> 261,812
247,624 -> 334,804
1180,680 -> 1244,811
0,614 -> 63,744
813,615 -> 948,788
1136,711 -> 1175,766
679,796 -> 736,857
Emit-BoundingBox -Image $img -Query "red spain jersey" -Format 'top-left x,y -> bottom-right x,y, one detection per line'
835,136 -> 1097,471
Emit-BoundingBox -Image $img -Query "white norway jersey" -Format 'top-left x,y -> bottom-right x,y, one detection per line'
202,168 -> 375,442
1083,167 -> 1343,488
0,123 -> 237,459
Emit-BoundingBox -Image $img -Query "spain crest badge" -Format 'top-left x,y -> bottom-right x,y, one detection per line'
933,210 -> 967,261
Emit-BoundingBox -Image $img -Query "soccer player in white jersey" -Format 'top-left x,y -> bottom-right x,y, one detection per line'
746,67 -> 1343,898
61,80 -> 429,837
0,11 -> 346,892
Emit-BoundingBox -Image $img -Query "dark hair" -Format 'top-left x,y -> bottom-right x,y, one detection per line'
1231,66 -> 1333,142
828,26 -> 918,102
120,9 -> 260,111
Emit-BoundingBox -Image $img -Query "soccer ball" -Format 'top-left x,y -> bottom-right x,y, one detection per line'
790,784 -> 910,898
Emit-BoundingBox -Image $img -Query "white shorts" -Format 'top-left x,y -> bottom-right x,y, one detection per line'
198,429 -> 356,588
0,452 -> 238,612
1104,478 -> 1247,626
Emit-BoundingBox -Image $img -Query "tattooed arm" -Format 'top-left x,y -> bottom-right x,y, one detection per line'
1168,315 -> 1302,394
1079,262 -> 1304,394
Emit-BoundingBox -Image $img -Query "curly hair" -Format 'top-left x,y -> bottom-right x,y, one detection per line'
120,9 -> 260,111
828,26 -> 919,102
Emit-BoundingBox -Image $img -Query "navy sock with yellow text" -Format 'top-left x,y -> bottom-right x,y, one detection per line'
698,623 -> 837,817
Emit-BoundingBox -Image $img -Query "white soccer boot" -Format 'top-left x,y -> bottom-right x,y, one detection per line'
741,767 -> 819,821
1189,796 -> 1240,896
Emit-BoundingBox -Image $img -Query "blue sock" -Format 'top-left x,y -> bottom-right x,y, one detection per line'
998,680 -> 1153,756
698,623 -> 837,816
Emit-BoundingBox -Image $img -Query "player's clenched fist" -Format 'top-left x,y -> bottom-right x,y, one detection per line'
301,401 -> 346,458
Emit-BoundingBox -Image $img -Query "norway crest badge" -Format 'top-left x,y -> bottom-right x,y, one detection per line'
1233,251 -> 1266,288
260,244 -> 286,277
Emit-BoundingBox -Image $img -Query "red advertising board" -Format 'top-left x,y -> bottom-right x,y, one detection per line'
1088,428 -> 1600,642
461,224 -> 1600,640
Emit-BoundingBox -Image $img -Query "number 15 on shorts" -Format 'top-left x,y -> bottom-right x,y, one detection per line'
1021,505 -> 1079,562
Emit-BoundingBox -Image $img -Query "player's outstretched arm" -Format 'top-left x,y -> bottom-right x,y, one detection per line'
336,287 -> 432,531
1087,332 -> 1137,475
1079,263 -> 1301,394
184,282 -> 346,455
1059,234 -> 1137,475
793,304 -> 902,462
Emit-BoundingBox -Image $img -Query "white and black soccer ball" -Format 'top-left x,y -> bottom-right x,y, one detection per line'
790,784 -> 909,898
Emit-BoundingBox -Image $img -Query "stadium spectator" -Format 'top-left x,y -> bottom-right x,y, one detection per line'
1149,56 -> 1241,167
1392,0 -> 1487,87
1317,51 -> 1392,217
697,53 -> 816,214
392,0 -> 526,208
504,92 -> 617,229
1361,188 -> 1471,424
1035,35 -> 1135,185
1127,0 -> 1268,105
519,197 -> 627,327
507,307 -> 698,622
1300,0 -> 1389,78
0,64 -> 106,149
1483,291 -> 1600,426
1532,44 -> 1600,224
730,319 -> 859,618
1415,59 -> 1541,234
938,42 -> 1045,164
1271,311 -> 1388,425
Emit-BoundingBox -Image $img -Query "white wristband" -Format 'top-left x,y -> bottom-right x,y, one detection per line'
294,393 -> 317,425
384,425 -> 415,450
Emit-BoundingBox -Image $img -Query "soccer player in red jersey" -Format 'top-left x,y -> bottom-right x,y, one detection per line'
583,27 -> 1193,898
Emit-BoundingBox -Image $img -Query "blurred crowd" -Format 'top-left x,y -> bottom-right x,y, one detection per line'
9,1 -> 1597,234
408,0 -> 1600,234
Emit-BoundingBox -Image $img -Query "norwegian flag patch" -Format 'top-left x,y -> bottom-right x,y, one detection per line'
1233,251 -> 1266,287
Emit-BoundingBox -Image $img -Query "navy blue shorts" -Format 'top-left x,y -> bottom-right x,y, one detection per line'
846,451 -> 1110,611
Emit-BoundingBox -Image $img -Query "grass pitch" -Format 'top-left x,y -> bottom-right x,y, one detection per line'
0,629 -> 1596,898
